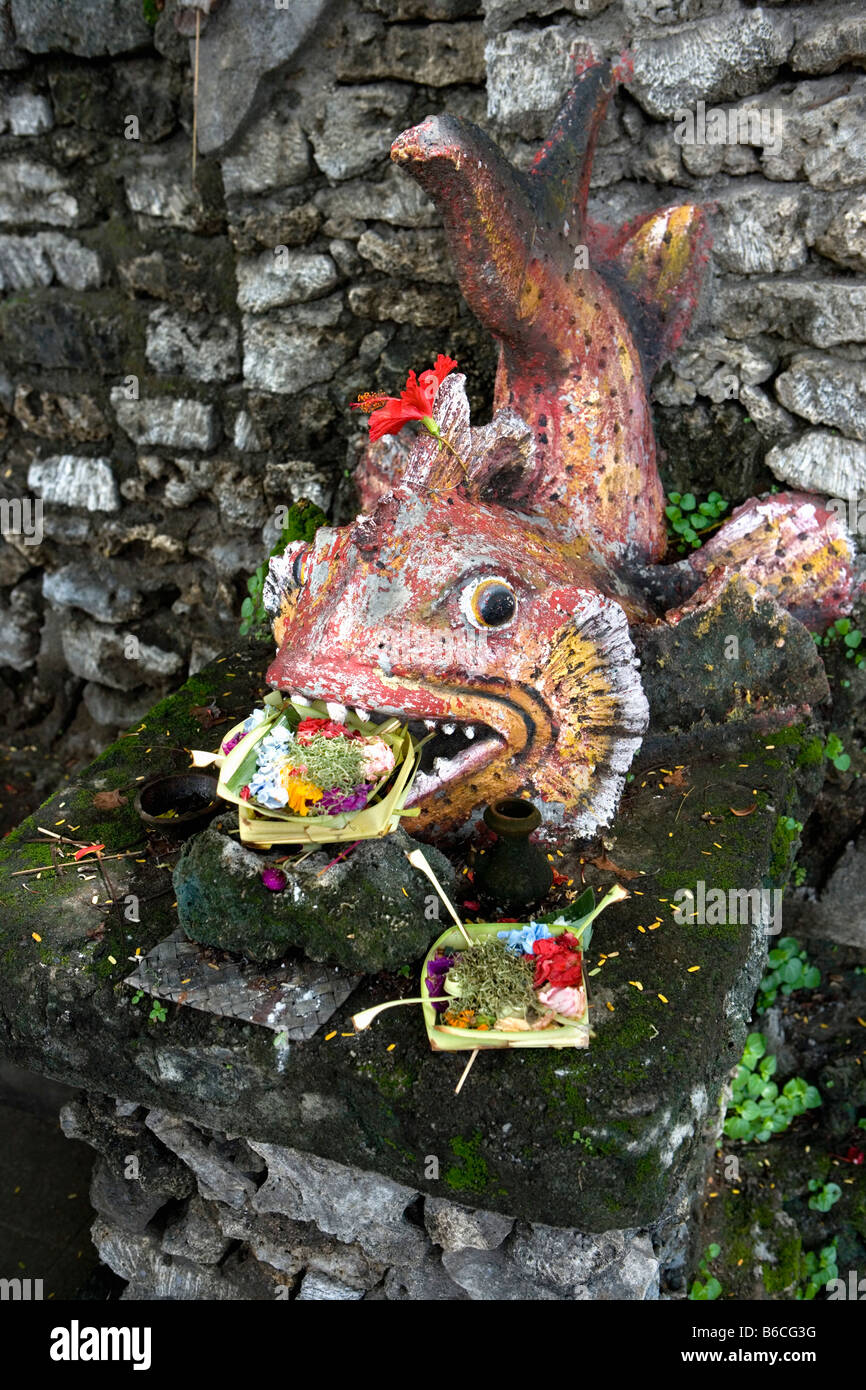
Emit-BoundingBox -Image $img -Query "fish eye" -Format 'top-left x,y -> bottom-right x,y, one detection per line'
463,576 -> 516,630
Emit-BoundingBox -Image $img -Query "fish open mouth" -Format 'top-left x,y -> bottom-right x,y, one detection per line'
403,716 -> 506,804
281,689 -> 507,805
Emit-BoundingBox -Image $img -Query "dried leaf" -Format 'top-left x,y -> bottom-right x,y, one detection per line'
92,790 -> 127,810
589,854 -> 640,880
189,703 -> 229,729
664,768 -> 689,790
729,805 -> 757,817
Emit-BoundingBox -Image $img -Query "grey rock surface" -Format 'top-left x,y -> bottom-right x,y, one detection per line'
111,392 -> 220,451
250,1143 -> 426,1265
631,9 -> 793,117
220,110 -> 311,198
10,0 -> 153,58
766,430 -> 866,501
424,1196 -> 514,1252
775,352 -> 866,443
27,455 -> 119,512
235,251 -> 338,313
310,83 -> 412,181
241,297 -> 352,394
145,307 -> 240,384
0,159 -> 79,224
192,0 -> 329,154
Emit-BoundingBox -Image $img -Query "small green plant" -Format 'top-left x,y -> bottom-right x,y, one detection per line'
797,1240 -> 838,1300
130,990 -> 167,1023
823,732 -> 851,773
689,1244 -> 722,1301
240,499 -> 328,637
723,1033 -> 821,1143
571,1131 -> 594,1151
791,863 -> 807,887
756,937 -> 820,1014
807,1179 -> 841,1213
778,815 -> 803,837
665,491 -> 729,553
813,617 -> 865,668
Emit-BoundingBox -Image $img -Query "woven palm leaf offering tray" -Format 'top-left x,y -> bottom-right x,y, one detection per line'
191,691 -> 423,846
354,852 -> 628,1085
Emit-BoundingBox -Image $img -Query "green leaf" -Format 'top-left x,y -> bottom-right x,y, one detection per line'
833,753 -> 851,771
802,966 -> 820,989
706,1243 -> 721,1260
747,1073 -> 765,1098
668,492 -> 682,505
759,1053 -> 777,1079
724,1116 -> 749,1139
804,1085 -> 822,1109
845,630 -> 862,648
745,1032 -> 766,1059
680,493 -> 696,511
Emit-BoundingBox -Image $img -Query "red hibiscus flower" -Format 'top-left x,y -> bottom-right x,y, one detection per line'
296,718 -> 353,745
532,932 -> 583,990
351,355 -> 458,442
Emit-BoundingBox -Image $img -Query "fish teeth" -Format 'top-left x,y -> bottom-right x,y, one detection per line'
354,706 -> 370,722
325,701 -> 347,723
463,725 -> 475,739
441,722 -> 456,735
423,719 -> 437,731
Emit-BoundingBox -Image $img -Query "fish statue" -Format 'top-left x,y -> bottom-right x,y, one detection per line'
264,59 -> 859,846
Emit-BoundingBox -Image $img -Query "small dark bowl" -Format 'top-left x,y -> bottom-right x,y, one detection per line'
135,773 -> 221,838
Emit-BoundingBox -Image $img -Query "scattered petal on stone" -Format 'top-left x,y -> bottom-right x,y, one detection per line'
261,867 -> 288,892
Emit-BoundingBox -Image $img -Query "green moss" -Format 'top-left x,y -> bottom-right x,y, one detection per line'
769,814 -> 802,882
357,1059 -> 417,1100
444,1132 -> 491,1193
762,1228 -> 803,1295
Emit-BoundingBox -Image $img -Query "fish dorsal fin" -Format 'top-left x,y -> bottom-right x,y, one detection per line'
398,376 -> 539,506
527,57 -> 617,250
588,203 -> 711,378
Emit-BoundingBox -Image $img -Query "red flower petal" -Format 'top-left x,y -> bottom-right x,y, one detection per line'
356,357 -> 458,442
73,843 -> 105,860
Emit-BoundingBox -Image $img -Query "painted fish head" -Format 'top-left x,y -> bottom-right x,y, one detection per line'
265,386 -> 648,844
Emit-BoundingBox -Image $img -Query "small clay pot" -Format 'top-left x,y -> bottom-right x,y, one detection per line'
135,773 -> 221,838
473,797 -> 554,912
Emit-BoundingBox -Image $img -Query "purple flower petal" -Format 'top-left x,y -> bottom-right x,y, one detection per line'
261,867 -> 287,892
319,782 -> 373,814
425,951 -> 454,1013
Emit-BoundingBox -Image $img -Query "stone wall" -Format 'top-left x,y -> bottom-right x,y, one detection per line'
0,0 -> 864,766
62,1091 -> 668,1299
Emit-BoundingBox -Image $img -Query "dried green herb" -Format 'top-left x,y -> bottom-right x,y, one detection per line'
446,940 -> 538,1020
